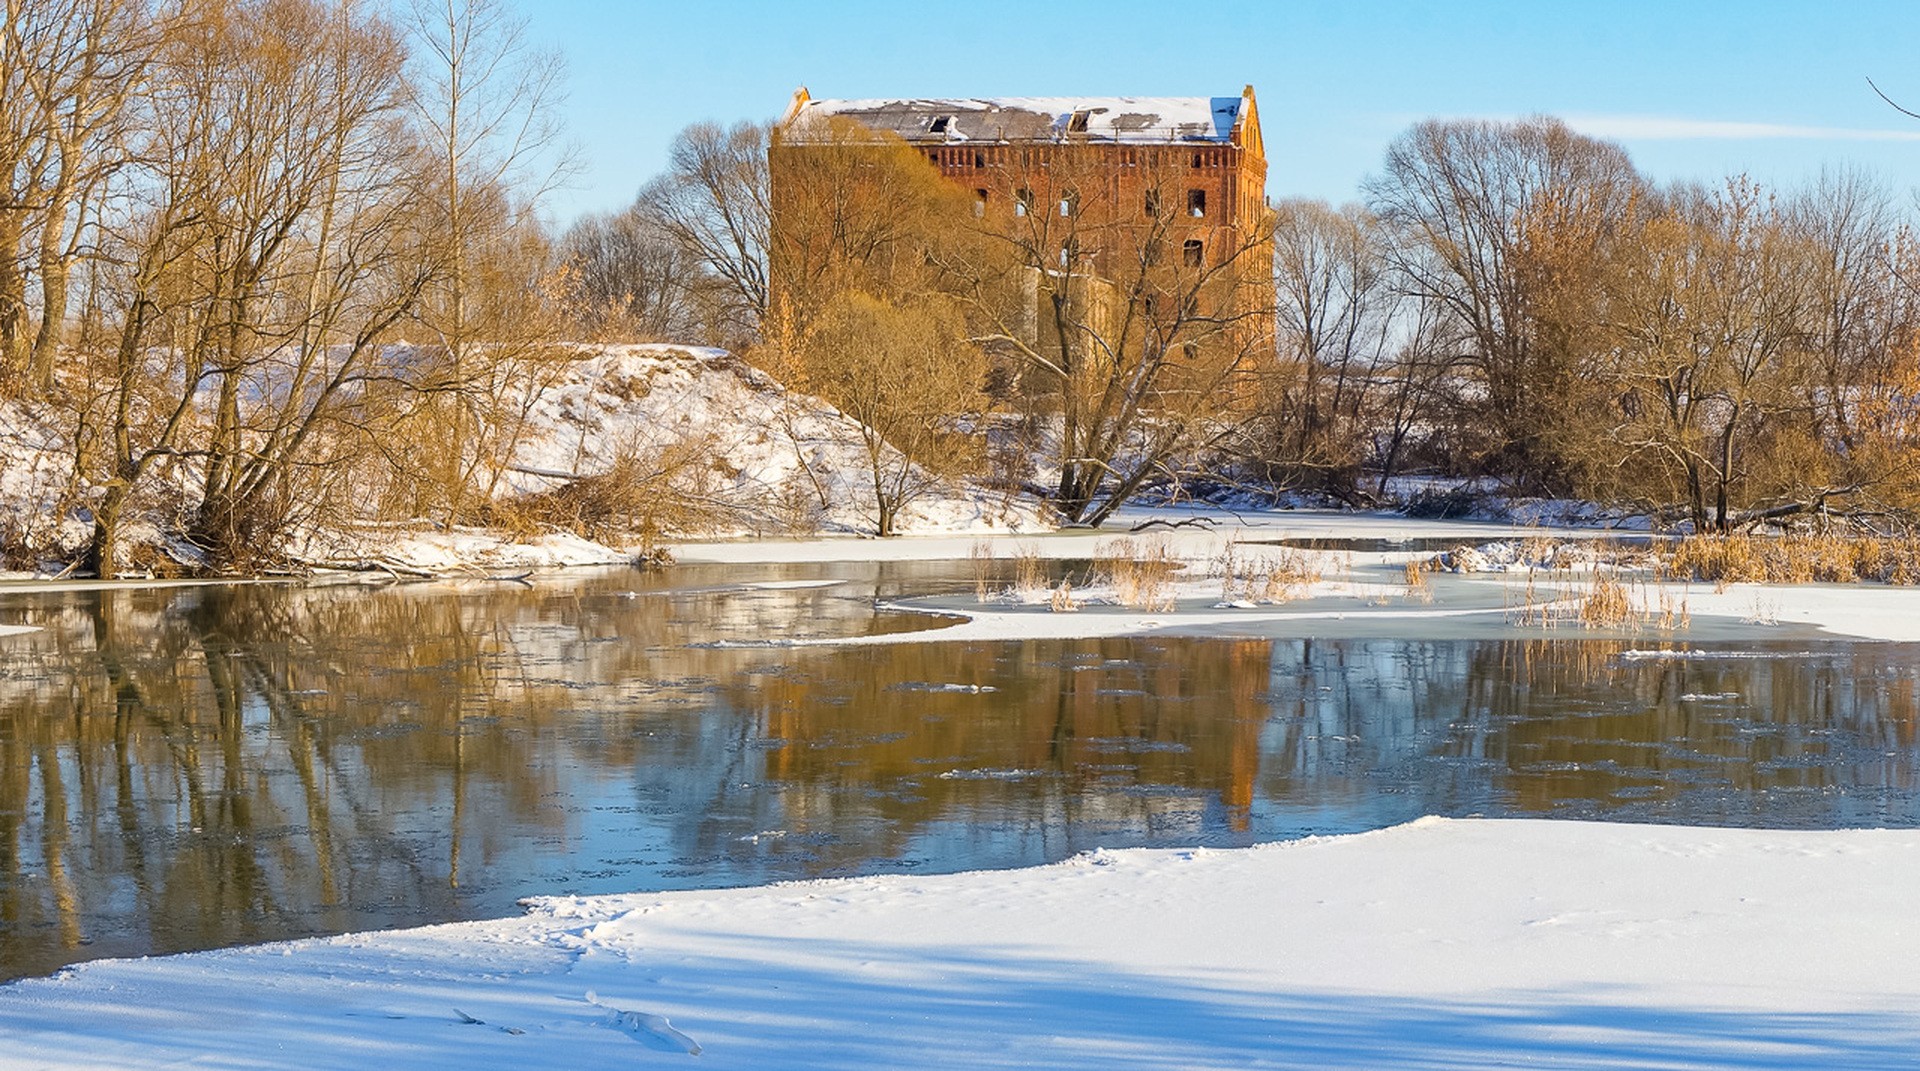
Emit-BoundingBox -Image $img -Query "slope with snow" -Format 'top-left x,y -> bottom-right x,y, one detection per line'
502,344 -> 1044,537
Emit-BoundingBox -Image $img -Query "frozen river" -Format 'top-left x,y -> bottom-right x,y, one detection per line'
3,557 -> 1919,981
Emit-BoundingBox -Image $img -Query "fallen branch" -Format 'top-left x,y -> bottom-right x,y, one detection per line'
1128,516 -> 1220,533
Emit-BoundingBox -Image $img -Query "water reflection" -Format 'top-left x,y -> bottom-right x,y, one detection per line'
2,564 -> 1918,982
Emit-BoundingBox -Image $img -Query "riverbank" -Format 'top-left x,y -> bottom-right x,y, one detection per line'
4,817 -> 1917,1069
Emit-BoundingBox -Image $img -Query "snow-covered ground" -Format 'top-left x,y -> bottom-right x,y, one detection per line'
499,344 -> 1042,537
5,817 -> 1918,1069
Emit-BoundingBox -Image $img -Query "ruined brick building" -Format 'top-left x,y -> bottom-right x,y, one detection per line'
771,88 -> 1274,364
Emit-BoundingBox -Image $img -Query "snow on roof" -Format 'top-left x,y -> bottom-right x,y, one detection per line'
788,95 -> 1245,145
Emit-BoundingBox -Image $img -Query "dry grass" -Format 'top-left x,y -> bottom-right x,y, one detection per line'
1402,558 -> 1433,603
1651,586 -> 1692,631
1666,533 -> 1920,586
969,538 -> 995,601
1579,572 -> 1635,629
1093,537 -> 1182,611
1011,542 -> 1048,602
1049,579 -> 1079,612
1213,538 -> 1323,605
1502,565 -> 1688,633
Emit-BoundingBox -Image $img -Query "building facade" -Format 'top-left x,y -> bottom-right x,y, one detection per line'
777,88 -> 1268,279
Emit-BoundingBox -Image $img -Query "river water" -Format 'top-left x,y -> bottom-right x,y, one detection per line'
2,559 -> 1917,981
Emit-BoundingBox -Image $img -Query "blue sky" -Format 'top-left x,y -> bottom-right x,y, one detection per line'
520,0 -> 1920,225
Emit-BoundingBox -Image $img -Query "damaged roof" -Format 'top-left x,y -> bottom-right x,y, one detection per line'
785,95 -> 1246,145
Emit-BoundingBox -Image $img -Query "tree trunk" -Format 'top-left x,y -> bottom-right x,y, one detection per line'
0,213 -> 27,382
30,252 -> 68,391
88,485 -> 129,579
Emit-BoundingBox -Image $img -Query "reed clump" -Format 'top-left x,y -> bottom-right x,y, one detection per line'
1092,537 -> 1181,611
1579,571 -> 1635,629
1049,579 -> 1079,613
1666,533 -> 1920,585
1212,538 -> 1323,605
1011,543 -> 1048,602
969,539 -> 995,601
1403,558 -> 1434,603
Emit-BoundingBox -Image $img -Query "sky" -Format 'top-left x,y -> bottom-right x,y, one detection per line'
517,0 -> 1920,226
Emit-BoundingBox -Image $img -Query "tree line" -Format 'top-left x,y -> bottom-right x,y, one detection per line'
576,113 -> 1920,534
1262,117 -> 1920,532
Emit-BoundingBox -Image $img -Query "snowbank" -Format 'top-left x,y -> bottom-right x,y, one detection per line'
505,344 -> 1043,537
6,818 -> 1918,1069
0,396 -> 85,560
290,524 -> 635,575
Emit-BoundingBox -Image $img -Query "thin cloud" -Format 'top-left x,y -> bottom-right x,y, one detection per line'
1563,115 -> 1920,142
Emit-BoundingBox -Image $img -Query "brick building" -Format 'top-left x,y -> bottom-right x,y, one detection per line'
772,88 -> 1273,360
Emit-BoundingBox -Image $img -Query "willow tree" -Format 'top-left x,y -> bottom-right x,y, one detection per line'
83,0 -> 434,574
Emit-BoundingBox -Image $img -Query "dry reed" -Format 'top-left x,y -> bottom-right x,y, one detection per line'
1093,537 -> 1182,611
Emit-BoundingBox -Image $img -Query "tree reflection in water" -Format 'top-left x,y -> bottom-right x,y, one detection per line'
2,562 -> 1918,981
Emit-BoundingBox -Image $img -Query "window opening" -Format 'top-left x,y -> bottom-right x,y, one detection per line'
973,189 -> 988,217
1015,187 -> 1033,217
1068,109 -> 1090,133
1183,239 -> 1204,267
1188,189 -> 1206,217
929,116 -> 951,135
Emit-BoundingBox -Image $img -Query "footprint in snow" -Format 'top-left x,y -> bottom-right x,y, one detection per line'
453,1008 -> 526,1035
585,991 -> 702,1055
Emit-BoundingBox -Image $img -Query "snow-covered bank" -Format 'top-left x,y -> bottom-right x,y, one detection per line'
6,818 -> 1919,1069
670,505 -> 1574,564
0,344 -> 1042,579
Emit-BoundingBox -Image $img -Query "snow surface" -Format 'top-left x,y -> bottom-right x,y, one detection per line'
6,818 -> 1920,1069
503,345 -> 1041,536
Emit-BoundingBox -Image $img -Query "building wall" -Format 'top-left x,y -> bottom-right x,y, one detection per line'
770,93 -> 1276,372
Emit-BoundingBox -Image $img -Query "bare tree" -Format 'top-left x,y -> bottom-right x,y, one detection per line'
951,147 -> 1276,526
1366,116 -> 1641,491
81,0 -> 435,573
638,121 -> 771,347
1606,179 -> 1819,530
7,0 -> 155,391
799,291 -> 985,535
1263,199 -> 1402,497
402,0 -> 572,524
558,205 -> 703,341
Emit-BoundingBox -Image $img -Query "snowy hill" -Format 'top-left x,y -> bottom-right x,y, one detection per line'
500,344 -> 1043,538
0,344 -> 1046,577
